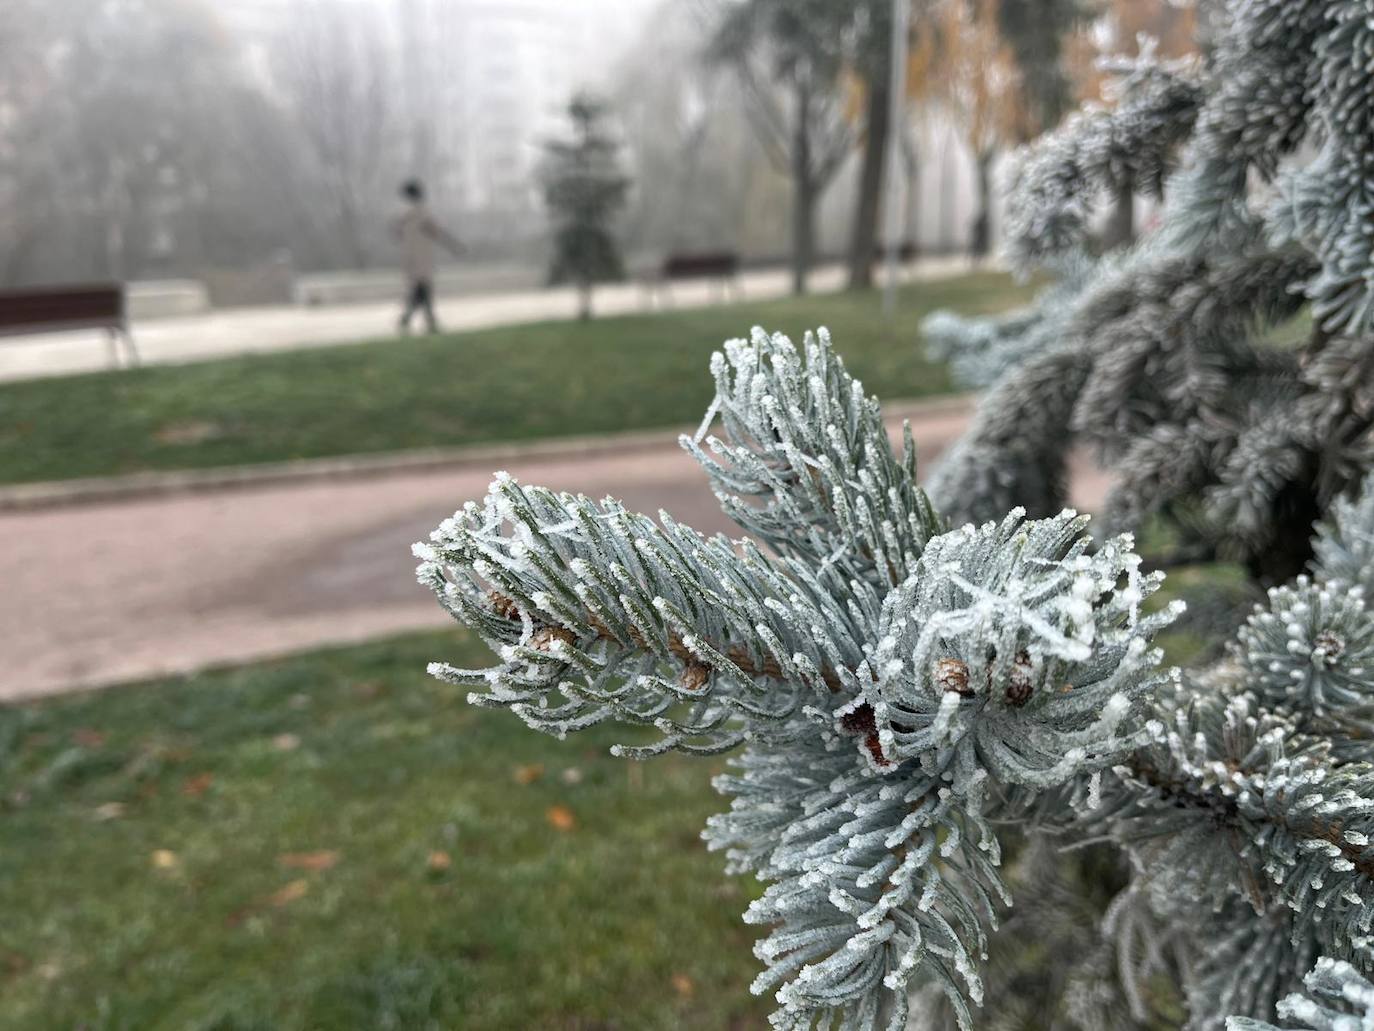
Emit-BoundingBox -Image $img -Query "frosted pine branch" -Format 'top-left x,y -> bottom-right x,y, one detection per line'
1229,957 -> 1374,1030
417,327 -> 1182,1028
682,326 -> 943,591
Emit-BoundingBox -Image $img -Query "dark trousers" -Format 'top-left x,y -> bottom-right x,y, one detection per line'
399,278 -> 437,333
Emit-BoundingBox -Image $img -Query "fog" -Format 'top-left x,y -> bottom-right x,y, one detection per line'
0,0 -> 675,293
0,0 -> 998,302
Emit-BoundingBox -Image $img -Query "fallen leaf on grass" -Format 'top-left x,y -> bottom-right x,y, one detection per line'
223,907 -> 253,929
545,805 -> 576,832
269,879 -> 309,907
225,876 -> 316,927
151,849 -> 178,869
427,850 -> 452,872
72,728 -> 105,748
671,973 -> 695,998
181,773 -> 214,798
279,850 -> 339,872
271,733 -> 300,752
93,802 -> 126,821
0,950 -> 29,976
513,763 -> 544,785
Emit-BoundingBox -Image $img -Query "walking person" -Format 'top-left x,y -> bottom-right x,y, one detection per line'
393,179 -> 463,334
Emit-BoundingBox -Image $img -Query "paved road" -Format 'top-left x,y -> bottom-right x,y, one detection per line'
0,259 -> 976,383
0,400 -> 1111,701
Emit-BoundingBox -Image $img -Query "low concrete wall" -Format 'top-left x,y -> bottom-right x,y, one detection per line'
128,279 -> 211,320
293,263 -> 543,306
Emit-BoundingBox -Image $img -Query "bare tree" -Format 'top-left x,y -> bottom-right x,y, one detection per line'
0,0 -> 307,286
613,1 -> 779,258
844,0 -> 903,291
272,1 -> 397,269
0,0 -> 56,284
708,0 -> 855,294
910,0 -> 1038,260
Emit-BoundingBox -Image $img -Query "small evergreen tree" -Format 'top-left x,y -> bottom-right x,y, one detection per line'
921,0 -> 1374,587
414,2 -> 1374,1026
541,94 -> 629,320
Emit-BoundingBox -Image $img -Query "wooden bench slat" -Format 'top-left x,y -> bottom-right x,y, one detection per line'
0,283 -> 138,367
661,252 -> 739,280
0,284 -> 124,333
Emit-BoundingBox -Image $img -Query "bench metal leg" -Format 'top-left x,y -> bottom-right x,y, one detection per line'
121,327 -> 140,367
105,327 -> 140,369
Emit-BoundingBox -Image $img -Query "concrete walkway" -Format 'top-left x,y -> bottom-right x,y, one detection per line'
0,398 -> 1110,702
0,258 -> 976,383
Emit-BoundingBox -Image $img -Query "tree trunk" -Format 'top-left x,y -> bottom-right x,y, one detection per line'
939,132 -> 956,253
1103,179 -> 1134,251
969,149 -> 995,263
900,127 -> 920,261
578,282 -> 593,320
790,80 -> 814,296
338,196 -> 368,269
792,178 -> 816,296
846,79 -> 891,290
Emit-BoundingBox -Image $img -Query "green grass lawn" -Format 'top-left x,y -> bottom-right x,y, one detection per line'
0,630 -> 770,1030
0,272 -> 1034,486
0,583 -> 1243,1031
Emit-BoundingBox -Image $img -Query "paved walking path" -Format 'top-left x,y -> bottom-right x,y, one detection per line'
0,258 -> 975,383
0,399 -> 1110,702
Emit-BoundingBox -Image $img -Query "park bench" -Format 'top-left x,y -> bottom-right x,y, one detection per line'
642,251 -> 741,308
0,282 -> 139,368
871,241 -> 919,266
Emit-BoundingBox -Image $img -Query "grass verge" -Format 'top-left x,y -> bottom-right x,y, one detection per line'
0,272 -> 1033,485
0,629 -> 768,1029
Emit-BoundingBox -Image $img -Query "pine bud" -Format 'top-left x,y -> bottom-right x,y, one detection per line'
935,658 -> 974,697
530,626 -> 576,652
487,590 -> 521,621
1313,629 -> 1345,667
680,661 -> 711,692
1005,650 -> 1034,707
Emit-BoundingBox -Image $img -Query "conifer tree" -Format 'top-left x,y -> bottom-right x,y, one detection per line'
416,2 -> 1374,1026
541,93 -> 629,320
921,0 -> 1374,587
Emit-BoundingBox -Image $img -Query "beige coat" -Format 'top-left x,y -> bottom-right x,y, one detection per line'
394,203 -> 454,281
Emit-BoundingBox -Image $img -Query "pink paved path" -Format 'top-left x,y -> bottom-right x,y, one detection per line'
1,404 -> 1109,701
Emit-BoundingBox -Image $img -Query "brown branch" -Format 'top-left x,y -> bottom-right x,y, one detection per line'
1126,757 -> 1374,882
491,589 -> 844,693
